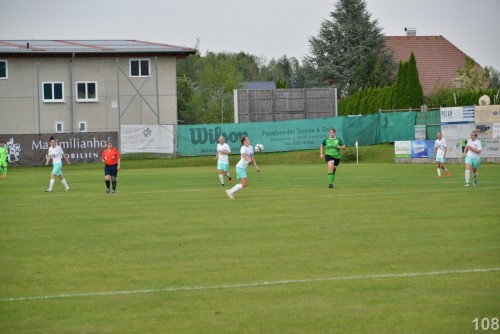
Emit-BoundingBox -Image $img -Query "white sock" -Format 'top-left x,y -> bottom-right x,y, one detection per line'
219,174 -> 224,184
437,168 -> 441,176
49,179 -> 55,189
229,184 -> 243,194
465,170 -> 470,183
61,178 -> 69,189
227,172 -> 231,179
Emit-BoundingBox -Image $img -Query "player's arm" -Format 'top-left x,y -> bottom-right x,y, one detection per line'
117,157 -> 121,170
242,152 -> 252,162
214,151 -> 219,160
63,153 -> 71,165
338,139 -> 346,150
320,142 -> 325,159
45,152 -> 51,165
252,159 -> 260,172
443,146 -> 447,158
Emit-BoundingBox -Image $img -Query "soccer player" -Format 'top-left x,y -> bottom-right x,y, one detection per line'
464,131 -> 482,187
0,140 -> 7,178
434,132 -> 450,178
215,136 -> 232,186
320,128 -> 346,188
102,140 -> 121,193
45,136 -> 71,192
226,136 -> 260,199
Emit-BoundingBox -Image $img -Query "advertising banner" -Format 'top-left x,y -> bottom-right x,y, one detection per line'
474,105 -> 500,123
1,132 -> 117,166
414,125 -> 426,140
394,141 -> 411,158
440,106 -> 475,124
177,118 -> 343,156
441,124 -> 475,140
120,125 -> 174,154
492,123 -> 500,138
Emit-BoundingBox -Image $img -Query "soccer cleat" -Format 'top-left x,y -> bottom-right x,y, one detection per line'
465,183 -> 469,187
45,189 -> 52,192
225,190 -> 234,199
65,188 -> 70,192
328,184 -> 333,188
445,170 -> 450,177
112,190 -> 115,194
437,175 -> 441,179
221,184 -> 224,186
229,176 -> 232,184
106,188 -> 110,193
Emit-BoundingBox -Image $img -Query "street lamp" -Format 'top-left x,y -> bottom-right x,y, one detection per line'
453,77 -> 462,105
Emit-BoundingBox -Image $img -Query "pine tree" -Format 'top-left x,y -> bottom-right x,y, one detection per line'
405,52 -> 424,108
304,0 -> 394,98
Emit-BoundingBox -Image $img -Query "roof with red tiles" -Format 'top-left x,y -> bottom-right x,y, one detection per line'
384,35 -> 484,96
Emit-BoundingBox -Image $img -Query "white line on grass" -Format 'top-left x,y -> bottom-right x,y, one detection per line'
2,267 -> 499,302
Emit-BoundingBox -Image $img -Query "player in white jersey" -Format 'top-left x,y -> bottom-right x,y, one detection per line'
45,136 -> 71,192
434,132 -> 450,178
464,131 -> 482,187
225,136 -> 259,199
215,136 -> 232,186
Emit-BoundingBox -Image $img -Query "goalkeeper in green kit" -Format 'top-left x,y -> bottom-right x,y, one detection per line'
0,140 -> 7,178
320,128 -> 345,188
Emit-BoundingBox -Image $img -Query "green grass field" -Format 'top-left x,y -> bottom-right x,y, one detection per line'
1,149 -> 499,333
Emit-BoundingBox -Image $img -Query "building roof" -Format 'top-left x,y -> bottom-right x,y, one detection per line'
241,81 -> 276,90
0,40 -> 196,57
384,35 -> 484,96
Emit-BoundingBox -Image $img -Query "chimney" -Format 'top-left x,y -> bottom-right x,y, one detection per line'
404,27 -> 416,36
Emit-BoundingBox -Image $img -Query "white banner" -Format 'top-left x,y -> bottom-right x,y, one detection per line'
440,106 -> 475,124
120,125 -> 174,154
445,138 -> 500,158
492,123 -> 500,138
441,123 -> 475,141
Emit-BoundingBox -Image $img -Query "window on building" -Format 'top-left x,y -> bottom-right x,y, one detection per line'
0,60 -> 7,79
79,122 -> 87,132
76,81 -> 98,102
43,82 -> 64,102
55,122 -> 63,133
130,59 -> 150,77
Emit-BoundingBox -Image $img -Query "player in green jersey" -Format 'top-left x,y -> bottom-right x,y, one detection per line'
0,140 -> 8,178
320,128 -> 345,188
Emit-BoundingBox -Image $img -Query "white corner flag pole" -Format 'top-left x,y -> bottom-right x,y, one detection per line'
355,138 -> 359,164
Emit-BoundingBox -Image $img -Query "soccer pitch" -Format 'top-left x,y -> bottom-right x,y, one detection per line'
1,162 -> 499,333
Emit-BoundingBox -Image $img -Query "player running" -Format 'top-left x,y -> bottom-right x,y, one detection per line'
320,128 -> 346,188
434,132 -> 450,178
45,136 -> 71,192
215,136 -> 232,186
464,131 -> 482,187
0,140 -> 7,178
226,136 -> 260,199
102,140 -> 121,193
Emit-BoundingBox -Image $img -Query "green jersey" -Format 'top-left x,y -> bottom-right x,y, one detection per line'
322,137 -> 344,158
0,146 -> 7,163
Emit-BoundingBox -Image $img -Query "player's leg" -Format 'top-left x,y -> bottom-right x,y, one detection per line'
464,157 -> 471,187
326,157 -> 335,188
443,161 -> 450,177
330,158 -> 340,187
472,159 -> 480,187
226,167 -> 245,198
436,161 -> 442,177
111,165 -> 118,193
0,162 -> 6,177
217,162 -> 225,185
59,174 -> 70,191
225,165 -> 232,183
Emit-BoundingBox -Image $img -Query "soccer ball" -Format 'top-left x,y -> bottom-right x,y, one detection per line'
254,144 -> 264,152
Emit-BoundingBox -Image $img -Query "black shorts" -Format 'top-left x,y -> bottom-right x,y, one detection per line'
325,156 -> 340,166
104,164 -> 118,177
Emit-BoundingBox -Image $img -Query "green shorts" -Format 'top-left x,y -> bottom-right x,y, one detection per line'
51,162 -> 63,176
236,166 -> 247,179
465,156 -> 480,169
217,162 -> 229,172
435,157 -> 445,163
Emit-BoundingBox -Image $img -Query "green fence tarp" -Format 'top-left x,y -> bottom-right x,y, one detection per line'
177,112 -> 417,156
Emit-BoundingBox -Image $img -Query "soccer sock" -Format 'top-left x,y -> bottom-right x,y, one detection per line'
219,174 -> 224,184
328,172 -> 334,184
227,172 -> 232,180
437,168 -> 441,176
105,180 -> 110,189
229,184 -> 243,194
474,172 -> 478,180
465,170 -> 470,183
61,178 -> 69,189
112,181 -> 116,191
49,179 -> 55,190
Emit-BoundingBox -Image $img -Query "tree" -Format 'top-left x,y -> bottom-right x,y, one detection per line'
457,56 -> 489,91
304,0 -> 394,97
485,66 -> 500,90
405,52 -> 424,108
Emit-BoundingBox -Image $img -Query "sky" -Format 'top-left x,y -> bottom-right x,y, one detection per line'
1,0 -> 499,70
